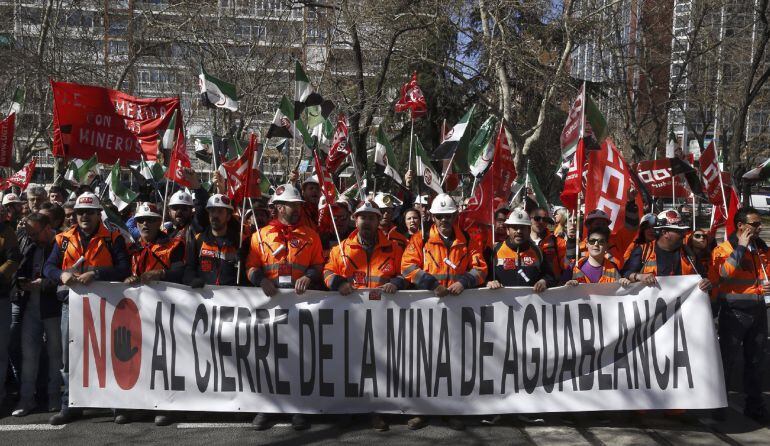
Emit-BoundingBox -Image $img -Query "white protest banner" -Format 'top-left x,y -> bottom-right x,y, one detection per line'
68,276 -> 726,414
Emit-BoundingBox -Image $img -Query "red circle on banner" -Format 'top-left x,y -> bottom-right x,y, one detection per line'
111,298 -> 142,390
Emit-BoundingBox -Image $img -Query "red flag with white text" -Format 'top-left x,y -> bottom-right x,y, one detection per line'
1,157 -> 36,191
164,127 -> 192,188
634,159 -> 691,198
0,113 -> 15,168
584,139 -> 642,254
492,122 -> 516,195
325,113 -> 350,173
313,150 -> 337,206
560,137 -> 585,211
219,133 -> 261,203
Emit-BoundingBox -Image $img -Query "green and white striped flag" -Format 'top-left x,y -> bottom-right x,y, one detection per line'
467,116 -> 497,177
265,96 -> 313,148
517,164 -> 549,211
312,116 -> 334,153
374,127 -> 403,185
65,155 -> 98,185
138,159 -> 165,183
295,61 -> 312,112
199,66 -> 239,112
8,87 -> 24,116
102,207 -> 134,243
433,105 -> 476,171
414,138 -> 443,194
108,163 -> 138,212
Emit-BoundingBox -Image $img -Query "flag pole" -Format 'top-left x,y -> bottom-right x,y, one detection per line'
236,194 -> 248,286
440,152 -> 456,187
209,108 -> 219,174
348,152 -> 366,202
247,197 -> 265,256
692,193 -> 696,230
407,116 -> 415,173
575,81 -> 586,260
314,148 -> 346,268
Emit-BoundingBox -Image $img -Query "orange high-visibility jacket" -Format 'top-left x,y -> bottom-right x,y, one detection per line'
571,256 -> 621,283
383,225 -> 409,250
246,221 -> 324,286
401,224 -> 487,290
638,241 -> 698,276
130,238 -> 184,277
323,229 -> 405,290
537,229 -> 566,278
710,235 -> 768,304
56,224 -> 121,272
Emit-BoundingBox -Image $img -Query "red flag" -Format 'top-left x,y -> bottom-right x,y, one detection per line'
51,80 -> 183,164
1,158 -> 36,191
560,137 -> 585,211
394,72 -> 427,120
0,113 -> 15,168
634,159 -> 691,198
325,113 -> 350,173
219,133 -> 261,203
460,166 -> 495,226
492,122 -> 516,193
165,128 -> 192,188
584,139 -> 642,255
313,150 -> 337,206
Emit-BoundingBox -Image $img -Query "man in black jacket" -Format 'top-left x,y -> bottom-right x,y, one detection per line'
11,213 -> 61,417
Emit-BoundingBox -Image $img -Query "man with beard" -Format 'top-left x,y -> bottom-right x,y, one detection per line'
26,186 -> 49,213
183,194 -> 242,287
323,200 -> 405,432
246,184 -> 323,431
48,185 -> 67,205
124,202 -> 183,426
529,207 -> 566,283
297,176 -> 321,230
43,192 -> 130,425
373,192 -> 408,250
164,168 -> 209,244
487,208 -> 554,291
400,193 -> 487,431
125,203 -> 184,285
3,193 -> 23,228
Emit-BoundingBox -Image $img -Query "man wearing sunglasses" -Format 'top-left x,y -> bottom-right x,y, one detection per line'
710,206 -> 770,422
43,192 -> 130,425
125,203 -> 184,286
622,210 -> 710,291
529,207 -> 566,283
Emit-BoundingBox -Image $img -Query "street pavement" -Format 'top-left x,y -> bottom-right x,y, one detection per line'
0,392 -> 769,445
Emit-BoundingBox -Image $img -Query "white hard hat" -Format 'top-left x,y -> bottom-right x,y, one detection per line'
134,202 -> 162,219
353,200 -> 382,217
641,213 -> 657,227
373,192 -> 395,210
2,193 -> 21,205
429,193 -> 458,215
414,195 -> 429,206
656,209 -> 689,230
206,194 -> 234,211
302,176 -> 320,186
74,192 -> 102,210
504,208 -> 531,226
585,209 -> 611,223
169,190 -> 194,207
270,184 -> 304,204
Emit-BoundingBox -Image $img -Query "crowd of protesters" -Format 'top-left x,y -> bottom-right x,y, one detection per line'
0,165 -> 767,433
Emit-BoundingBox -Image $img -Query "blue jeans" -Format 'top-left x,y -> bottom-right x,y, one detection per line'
18,294 -> 62,410
0,298 -> 11,403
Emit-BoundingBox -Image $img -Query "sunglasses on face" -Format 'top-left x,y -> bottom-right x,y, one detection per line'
745,221 -> 762,228
434,214 -> 453,220
587,238 -> 607,246
692,233 -> 707,240
135,217 -> 158,225
75,210 -> 97,216
532,216 -> 548,222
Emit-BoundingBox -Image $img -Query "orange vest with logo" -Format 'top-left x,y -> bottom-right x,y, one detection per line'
324,229 -> 403,289
55,224 -> 120,273
710,238 -> 767,304
246,221 -> 324,282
